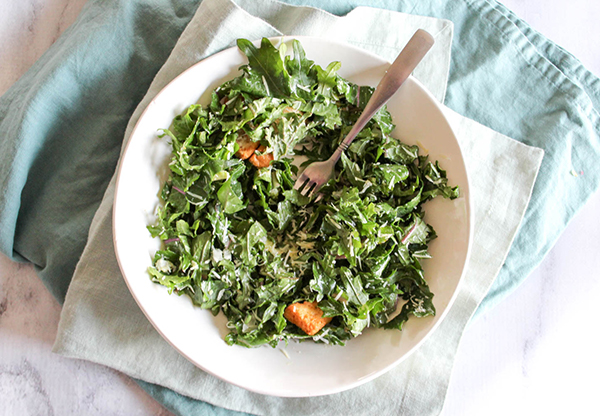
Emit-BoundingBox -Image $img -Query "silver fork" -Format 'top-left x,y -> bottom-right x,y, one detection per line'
294,29 -> 435,197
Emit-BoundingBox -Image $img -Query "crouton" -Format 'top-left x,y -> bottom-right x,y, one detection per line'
249,145 -> 274,168
235,133 -> 259,160
284,301 -> 332,336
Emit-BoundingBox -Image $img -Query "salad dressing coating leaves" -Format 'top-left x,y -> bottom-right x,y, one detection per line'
147,38 -> 459,347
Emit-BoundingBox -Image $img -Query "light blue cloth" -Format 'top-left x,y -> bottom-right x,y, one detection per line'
0,0 -> 599,415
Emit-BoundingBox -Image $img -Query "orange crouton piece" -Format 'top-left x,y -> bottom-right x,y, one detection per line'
284,301 -> 332,336
235,133 -> 259,160
249,145 -> 274,168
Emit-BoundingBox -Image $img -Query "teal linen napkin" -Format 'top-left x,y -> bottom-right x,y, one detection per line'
0,0 -> 598,414
51,1 -> 544,415
0,0 -> 202,301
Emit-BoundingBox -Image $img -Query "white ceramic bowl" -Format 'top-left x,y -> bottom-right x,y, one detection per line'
113,36 -> 472,397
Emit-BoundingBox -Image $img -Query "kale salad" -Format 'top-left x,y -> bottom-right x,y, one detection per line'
147,38 -> 459,348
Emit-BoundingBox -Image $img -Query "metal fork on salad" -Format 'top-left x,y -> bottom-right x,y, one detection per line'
293,29 -> 435,197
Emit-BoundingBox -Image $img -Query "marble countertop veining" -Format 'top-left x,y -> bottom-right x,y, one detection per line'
1,1 -> 600,415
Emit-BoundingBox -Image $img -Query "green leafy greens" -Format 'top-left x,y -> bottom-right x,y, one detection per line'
147,38 -> 459,348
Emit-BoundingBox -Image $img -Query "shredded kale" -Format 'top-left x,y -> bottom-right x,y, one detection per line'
147,38 -> 459,348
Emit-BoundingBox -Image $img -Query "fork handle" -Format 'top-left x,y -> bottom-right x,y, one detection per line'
330,29 -> 435,162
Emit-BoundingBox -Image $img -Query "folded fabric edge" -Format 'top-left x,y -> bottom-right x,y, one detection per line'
0,0 -> 98,260
52,330 -> 259,415
437,108 -> 545,413
137,379 -> 252,416
486,0 -> 600,108
476,184 -> 600,319
466,0 -> 600,120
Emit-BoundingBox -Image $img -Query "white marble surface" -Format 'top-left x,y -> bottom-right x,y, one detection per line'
1,1 -> 599,415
